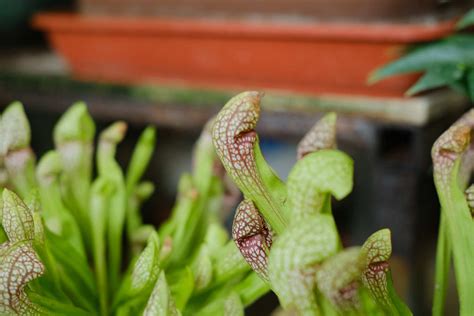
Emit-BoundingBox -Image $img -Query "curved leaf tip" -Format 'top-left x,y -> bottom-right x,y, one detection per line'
361,228 -> 392,266
232,199 -> 272,280
211,91 -> 287,233
0,241 -> 44,315
297,112 -> 337,159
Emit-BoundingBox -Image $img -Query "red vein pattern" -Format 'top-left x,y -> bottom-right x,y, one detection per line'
0,241 -> 44,315
212,91 -> 285,232
297,112 -> 337,160
360,229 -> 393,309
2,190 -> 35,243
232,199 -> 272,281
432,109 -> 474,195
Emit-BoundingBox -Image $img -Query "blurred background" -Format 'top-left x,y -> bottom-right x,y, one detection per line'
1,0 -> 474,314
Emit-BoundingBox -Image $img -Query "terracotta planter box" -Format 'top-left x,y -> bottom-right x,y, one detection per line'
33,13 -> 455,97
78,0 -> 471,22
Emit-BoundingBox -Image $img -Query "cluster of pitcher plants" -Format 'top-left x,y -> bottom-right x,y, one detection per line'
0,91 -> 473,315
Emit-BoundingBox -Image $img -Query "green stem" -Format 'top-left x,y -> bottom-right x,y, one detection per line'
234,272 -> 270,307
212,242 -> 250,286
386,272 -> 412,316
432,211 -> 450,316
90,179 -> 113,316
435,162 -> 474,316
28,291 -> 93,316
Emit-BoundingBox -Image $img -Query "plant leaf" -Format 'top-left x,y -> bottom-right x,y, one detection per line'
211,242 -> 250,286
125,126 -> 156,235
1,102 -> 36,198
2,189 -> 35,242
405,65 -> 464,96
168,267 -> 194,310
432,109 -> 474,316
53,102 -> 95,250
192,117 -> 218,195
0,102 -> 30,152
232,199 -> 272,281
36,151 -> 85,256
316,247 -> 365,312
233,272 -> 270,307
467,68 -> 474,102
89,178 -> 115,316
212,91 -> 288,234
287,150 -> 353,218
97,121 -> 128,292
0,241 -> 44,315
456,8 -> 474,29
361,229 -> 411,316
297,112 -> 337,159
131,232 -> 161,294
114,232 -> 162,312
370,35 -> 474,82
191,246 -> 213,291
268,214 -> 339,314
125,126 -> 156,193
143,271 -> 180,316
432,212 -> 451,316
224,292 -> 244,316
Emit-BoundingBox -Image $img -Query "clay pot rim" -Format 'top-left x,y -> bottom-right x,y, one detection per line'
33,12 -> 456,43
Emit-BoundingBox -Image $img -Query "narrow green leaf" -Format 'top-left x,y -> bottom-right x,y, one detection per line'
45,230 -> 99,312
192,117 -> 218,195
203,222 -> 228,253
212,242 -> 250,286
28,292 -> 91,316
466,68 -> 474,102
131,232 -> 161,295
53,102 -> 95,249
113,231 -> 162,313
129,223 -> 154,257
125,126 -> 156,236
456,8 -> 474,29
125,126 -> 156,193
370,35 -> 474,82
432,212 -> 450,316
29,210 -> 72,304
97,121 -> 128,293
405,65 -> 463,96
36,151 -> 85,256
432,109 -> 474,316
167,174 -> 202,265
192,246 -> 213,291
224,292 -> 244,316
168,267 -> 194,310
89,178 -> 114,316
143,271 -> 180,316
233,272 -> 270,307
